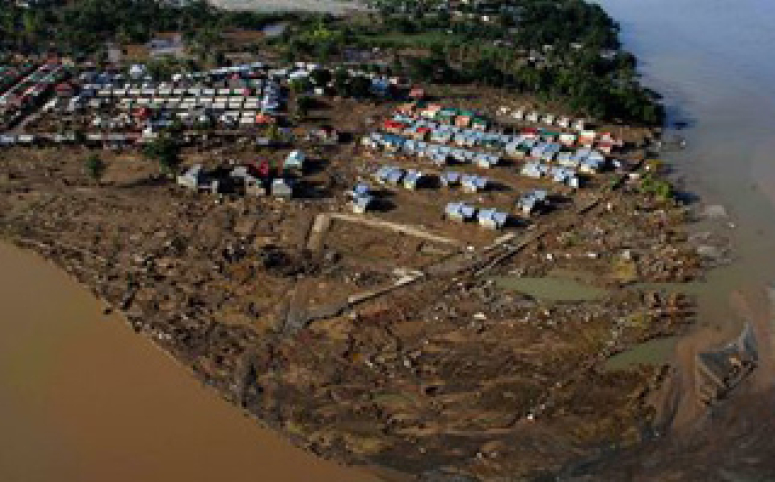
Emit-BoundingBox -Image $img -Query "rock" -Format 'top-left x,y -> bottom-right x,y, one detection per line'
696,245 -> 725,260
702,204 -> 728,219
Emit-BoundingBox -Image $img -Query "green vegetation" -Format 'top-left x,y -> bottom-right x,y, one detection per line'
639,173 -> 673,200
289,77 -> 313,95
84,153 -> 106,184
274,1 -> 663,124
295,95 -> 315,119
0,0 -> 664,125
142,135 -> 180,176
0,0 -> 295,55
309,68 -> 332,87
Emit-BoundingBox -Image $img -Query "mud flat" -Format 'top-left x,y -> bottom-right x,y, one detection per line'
494,275 -> 609,302
0,241 -> 377,482
0,135 -> 702,480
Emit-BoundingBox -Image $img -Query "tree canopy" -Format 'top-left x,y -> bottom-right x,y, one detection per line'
143,135 -> 180,176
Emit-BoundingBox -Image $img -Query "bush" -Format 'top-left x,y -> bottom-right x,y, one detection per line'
84,153 -> 106,183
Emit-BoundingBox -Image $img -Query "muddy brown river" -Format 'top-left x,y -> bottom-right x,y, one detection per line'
598,0 -> 775,324
0,243 -> 377,482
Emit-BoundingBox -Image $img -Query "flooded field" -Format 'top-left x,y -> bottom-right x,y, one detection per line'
0,242 -> 377,482
494,275 -> 609,302
605,337 -> 678,371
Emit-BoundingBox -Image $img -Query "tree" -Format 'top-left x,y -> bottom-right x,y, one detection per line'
332,67 -> 350,94
654,179 -> 673,200
289,77 -> 312,95
168,117 -> 184,134
84,154 -> 106,184
266,124 -> 280,143
349,76 -> 372,98
640,174 -> 673,200
309,68 -> 332,87
22,10 -> 40,43
143,135 -> 180,176
295,95 -> 314,119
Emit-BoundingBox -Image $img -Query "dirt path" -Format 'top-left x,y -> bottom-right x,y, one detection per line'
328,213 -> 463,246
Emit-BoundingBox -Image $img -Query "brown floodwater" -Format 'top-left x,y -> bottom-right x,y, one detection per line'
597,0 -> 775,329
0,242 -> 378,482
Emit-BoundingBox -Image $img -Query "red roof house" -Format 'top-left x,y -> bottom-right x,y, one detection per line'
55,82 -> 75,97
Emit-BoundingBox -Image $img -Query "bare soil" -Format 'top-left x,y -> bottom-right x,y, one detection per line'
0,93 -> 708,480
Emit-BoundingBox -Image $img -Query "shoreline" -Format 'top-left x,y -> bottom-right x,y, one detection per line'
0,239 -> 385,482
4,160 -> 759,480
0,137 -> 704,479
0,236 -> 390,482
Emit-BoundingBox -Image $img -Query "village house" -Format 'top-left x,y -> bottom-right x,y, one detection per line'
284,150 -> 305,172
177,164 -> 211,191
559,132 -> 577,147
461,174 -> 489,193
521,161 -> 549,179
517,189 -> 548,216
444,202 -> 477,223
408,87 -> 425,100
348,183 -> 373,214
421,104 -> 443,119
54,82 -> 76,98
229,165 -> 265,197
0,134 -> 16,146
579,130 -> 597,146
441,171 -> 462,188
352,194 -> 373,214
474,152 -> 500,169
550,166 -> 580,187
402,170 -> 426,190
374,166 -> 404,186
557,151 -> 579,169
271,178 -> 294,198
477,208 -> 509,230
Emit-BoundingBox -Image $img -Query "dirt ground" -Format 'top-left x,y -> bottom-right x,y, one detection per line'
0,88 -> 716,480
0,149 -> 700,481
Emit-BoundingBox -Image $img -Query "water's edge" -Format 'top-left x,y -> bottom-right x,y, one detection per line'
0,239 -> 381,482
